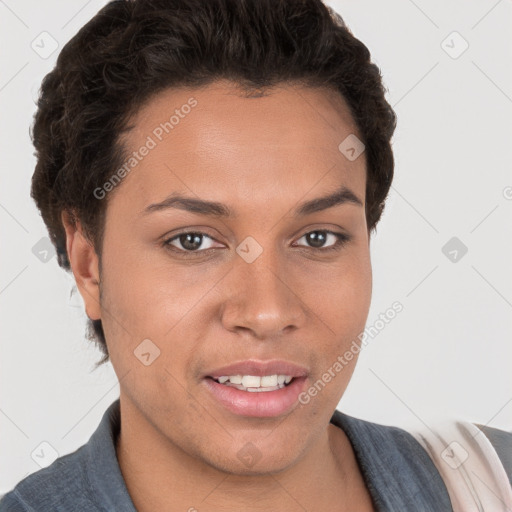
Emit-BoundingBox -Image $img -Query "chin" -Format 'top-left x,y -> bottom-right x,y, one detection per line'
197,437 -> 301,477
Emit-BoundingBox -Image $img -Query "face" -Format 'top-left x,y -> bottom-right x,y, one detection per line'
71,80 -> 372,475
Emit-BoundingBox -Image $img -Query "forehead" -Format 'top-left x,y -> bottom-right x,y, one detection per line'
111,81 -> 366,216
127,80 -> 360,150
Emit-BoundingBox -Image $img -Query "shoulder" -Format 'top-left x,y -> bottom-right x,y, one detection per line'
0,399 -> 133,512
0,445 -> 100,512
0,491 -> 30,512
331,410 -> 512,510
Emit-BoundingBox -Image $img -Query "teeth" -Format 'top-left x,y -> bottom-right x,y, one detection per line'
242,375 -> 261,388
245,385 -> 282,392
214,374 -> 294,390
224,383 -> 284,392
261,375 -> 278,387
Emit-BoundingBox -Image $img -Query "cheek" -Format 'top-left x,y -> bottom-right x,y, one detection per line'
341,249 -> 372,317
302,246 -> 372,333
296,249 -> 371,395
301,252 -> 371,406
100,238 -> 200,328
97,247 -> 214,380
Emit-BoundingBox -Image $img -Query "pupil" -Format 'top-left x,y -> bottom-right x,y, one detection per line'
307,231 -> 326,248
180,233 -> 202,251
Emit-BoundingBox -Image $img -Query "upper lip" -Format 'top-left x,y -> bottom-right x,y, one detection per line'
204,359 -> 309,379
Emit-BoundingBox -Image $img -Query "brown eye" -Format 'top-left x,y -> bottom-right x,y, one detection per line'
294,230 -> 349,251
165,232 -> 217,252
163,229 -> 350,257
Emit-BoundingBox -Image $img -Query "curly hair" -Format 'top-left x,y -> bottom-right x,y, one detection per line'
30,0 -> 397,367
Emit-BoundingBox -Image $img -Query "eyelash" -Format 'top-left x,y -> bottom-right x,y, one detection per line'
162,229 -> 351,257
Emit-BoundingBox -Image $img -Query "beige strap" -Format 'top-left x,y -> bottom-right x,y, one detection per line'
409,420 -> 512,511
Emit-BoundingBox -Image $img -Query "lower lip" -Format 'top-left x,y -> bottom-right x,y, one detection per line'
203,377 -> 307,418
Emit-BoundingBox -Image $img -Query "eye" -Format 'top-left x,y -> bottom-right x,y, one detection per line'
163,229 -> 351,257
164,232 -> 220,253
293,230 -> 350,252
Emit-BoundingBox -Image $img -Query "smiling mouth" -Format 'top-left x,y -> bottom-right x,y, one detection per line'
203,375 -> 308,417
206,375 -> 296,392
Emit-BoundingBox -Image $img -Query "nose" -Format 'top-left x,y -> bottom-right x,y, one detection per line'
220,247 -> 306,340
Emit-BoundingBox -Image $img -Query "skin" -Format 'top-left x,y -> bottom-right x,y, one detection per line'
63,80 -> 375,511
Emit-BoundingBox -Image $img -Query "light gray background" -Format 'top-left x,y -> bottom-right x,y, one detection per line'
1,0 -> 511,493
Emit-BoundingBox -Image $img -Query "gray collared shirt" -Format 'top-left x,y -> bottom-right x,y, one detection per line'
1,399 -> 510,511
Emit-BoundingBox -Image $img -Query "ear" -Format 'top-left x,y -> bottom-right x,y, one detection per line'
61,210 -> 102,321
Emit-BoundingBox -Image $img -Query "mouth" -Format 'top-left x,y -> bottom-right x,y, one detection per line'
208,374 -> 297,392
203,375 -> 308,418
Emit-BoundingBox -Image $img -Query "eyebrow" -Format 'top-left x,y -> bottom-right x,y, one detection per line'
142,185 -> 363,218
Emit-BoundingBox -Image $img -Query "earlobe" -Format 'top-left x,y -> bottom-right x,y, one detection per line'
61,211 -> 102,321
